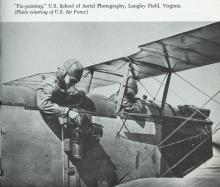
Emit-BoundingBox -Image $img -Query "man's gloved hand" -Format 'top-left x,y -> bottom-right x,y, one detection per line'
68,110 -> 83,127
68,110 -> 80,120
58,106 -> 70,118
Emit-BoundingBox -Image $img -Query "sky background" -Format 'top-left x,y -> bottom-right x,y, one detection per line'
1,22 -> 220,141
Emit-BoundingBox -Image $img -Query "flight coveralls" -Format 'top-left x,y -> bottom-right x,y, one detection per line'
36,59 -> 84,118
36,74 -> 71,117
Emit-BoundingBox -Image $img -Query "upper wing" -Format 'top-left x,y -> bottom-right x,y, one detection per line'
2,22 -> 220,91
85,22 -> 220,85
133,22 -> 220,76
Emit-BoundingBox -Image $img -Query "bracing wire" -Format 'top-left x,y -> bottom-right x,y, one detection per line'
137,80 -> 155,100
159,123 -> 220,151
160,121 -> 220,177
153,73 -> 168,101
81,71 -> 90,80
115,118 -> 127,142
137,74 -> 185,104
118,89 -> 220,183
174,72 -> 220,106
138,76 -> 212,122
153,76 -> 186,103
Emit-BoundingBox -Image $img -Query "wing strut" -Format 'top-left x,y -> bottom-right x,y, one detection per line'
160,72 -> 172,116
116,61 -> 131,113
160,43 -> 172,116
85,69 -> 94,94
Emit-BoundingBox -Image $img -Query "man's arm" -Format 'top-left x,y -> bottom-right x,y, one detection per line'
36,85 -> 69,117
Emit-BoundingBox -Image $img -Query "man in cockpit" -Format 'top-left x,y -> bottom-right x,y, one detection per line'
36,59 -> 85,121
110,76 -> 147,113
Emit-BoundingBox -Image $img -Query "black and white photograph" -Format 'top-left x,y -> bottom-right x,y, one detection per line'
1,22 -> 220,187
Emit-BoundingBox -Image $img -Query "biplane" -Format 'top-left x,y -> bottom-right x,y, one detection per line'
1,22 -> 220,187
